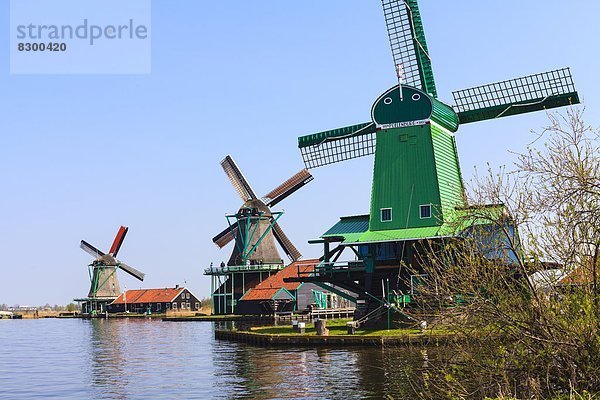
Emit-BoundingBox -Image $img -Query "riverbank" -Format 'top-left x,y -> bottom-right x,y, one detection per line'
215,329 -> 454,347
9,310 -> 68,319
215,319 -> 456,347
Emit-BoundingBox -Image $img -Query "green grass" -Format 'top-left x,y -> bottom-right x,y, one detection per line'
250,319 -> 444,337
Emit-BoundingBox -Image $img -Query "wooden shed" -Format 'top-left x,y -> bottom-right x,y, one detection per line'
108,286 -> 201,314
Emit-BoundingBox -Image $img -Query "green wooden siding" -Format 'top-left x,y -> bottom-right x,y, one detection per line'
431,98 -> 459,132
367,121 -> 465,233
369,125 -> 442,231
430,122 -> 465,222
319,205 -> 508,244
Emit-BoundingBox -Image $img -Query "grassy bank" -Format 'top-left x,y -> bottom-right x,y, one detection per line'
250,319 -> 449,337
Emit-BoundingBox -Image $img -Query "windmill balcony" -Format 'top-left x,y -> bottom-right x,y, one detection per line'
292,260 -> 366,279
203,263 -> 285,276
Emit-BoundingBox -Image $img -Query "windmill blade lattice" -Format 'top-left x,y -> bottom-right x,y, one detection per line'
80,240 -> 105,258
221,155 -> 258,201
118,262 -> 145,281
272,222 -> 302,262
381,0 -> 436,97
263,169 -> 314,207
453,68 -> 579,124
212,221 -> 239,248
298,122 -> 376,169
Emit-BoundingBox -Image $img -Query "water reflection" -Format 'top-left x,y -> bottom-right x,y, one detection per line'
1,318 -> 441,399
85,318 -> 208,399
212,340 -> 439,399
354,346 -> 421,398
88,319 -> 127,399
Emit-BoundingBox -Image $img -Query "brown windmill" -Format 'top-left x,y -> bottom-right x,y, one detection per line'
205,155 -> 313,314
75,226 -> 145,315
213,155 -> 313,265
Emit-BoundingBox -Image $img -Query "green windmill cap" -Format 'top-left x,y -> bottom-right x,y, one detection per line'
371,85 -> 459,133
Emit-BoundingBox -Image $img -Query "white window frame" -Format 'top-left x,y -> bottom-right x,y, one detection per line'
195,302 -> 200,310
157,303 -> 161,311
172,303 -> 177,310
419,204 -> 432,219
380,207 -> 392,222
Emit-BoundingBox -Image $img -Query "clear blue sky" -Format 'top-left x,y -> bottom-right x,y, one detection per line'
1,1 -> 598,305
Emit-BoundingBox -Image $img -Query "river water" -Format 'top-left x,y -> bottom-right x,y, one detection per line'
0,318 -> 435,399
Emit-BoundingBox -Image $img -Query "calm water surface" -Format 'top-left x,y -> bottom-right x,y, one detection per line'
0,318 -> 434,399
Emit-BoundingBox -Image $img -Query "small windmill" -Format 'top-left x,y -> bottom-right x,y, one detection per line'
206,155 -> 313,314
212,155 -> 313,265
289,0 -> 580,324
77,226 -> 145,315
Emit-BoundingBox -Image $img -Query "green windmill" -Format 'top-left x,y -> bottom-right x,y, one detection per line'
290,0 -> 580,325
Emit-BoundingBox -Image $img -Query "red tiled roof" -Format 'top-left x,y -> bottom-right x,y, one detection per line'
240,259 -> 319,301
241,287 -> 289,301
111,287 -> 184,304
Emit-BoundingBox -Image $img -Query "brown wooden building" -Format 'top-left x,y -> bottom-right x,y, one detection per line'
107,286 -> 201,314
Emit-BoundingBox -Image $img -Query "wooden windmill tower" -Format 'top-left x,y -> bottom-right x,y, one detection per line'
287,0 -> 580,325
75,226 -> 145,316
205,155 -> 313,314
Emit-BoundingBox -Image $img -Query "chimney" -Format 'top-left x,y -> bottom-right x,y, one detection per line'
175,284 -> 179,289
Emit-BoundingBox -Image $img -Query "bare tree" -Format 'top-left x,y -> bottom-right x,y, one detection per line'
411,110 -> 600,399
517,108 -> 600,308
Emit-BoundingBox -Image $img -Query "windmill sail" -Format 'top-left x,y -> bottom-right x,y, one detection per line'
381,0 -> 436,97
109,226 -> 128,257
212,221 -> 239,248
453,68 -> 580,124
80,240 -> 105,258
298,122 -> 376,169
117,262 -> 145,281
272,222 -> 302,261
296,0 -> 440,170
221,155 -> 258,201
263,169 -> 314,207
